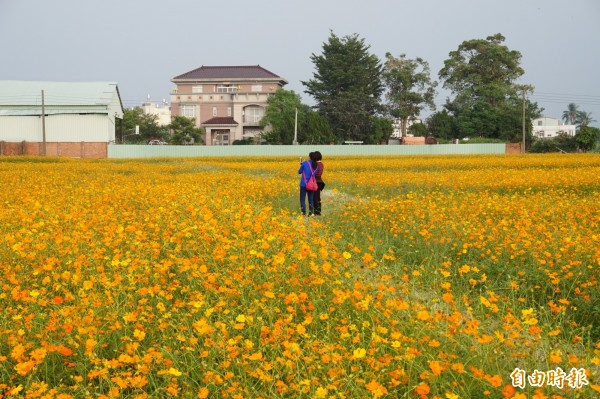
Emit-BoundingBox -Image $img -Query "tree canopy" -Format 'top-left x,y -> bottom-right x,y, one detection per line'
438,33 -> 541,141
563,103 -> 596,127
121,107 -> 166,143
260,89 -> 334,144
383,53 -> 437,137
439,33 -> 524,107
426,110 -> 457,140
303,32 -> 384,143
169,116 -> 204,145
575,125 -> 600,152
562,103 -> 580,125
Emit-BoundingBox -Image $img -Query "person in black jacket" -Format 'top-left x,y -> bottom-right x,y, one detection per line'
312,151 -> 325,216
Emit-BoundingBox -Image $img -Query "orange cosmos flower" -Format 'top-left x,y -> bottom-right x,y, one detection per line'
365,380 -> 388,398
501,384 -> 515,397
415,383 -> 430,395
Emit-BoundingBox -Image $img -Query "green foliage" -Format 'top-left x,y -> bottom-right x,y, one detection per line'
529,133 -> 578,153
260,89 -> 302,144
575,126 -> 600,152
261,89 -> 334,144
577,111 -> 595,127
452,98 -> 537,142
439,34 -> 541,142
382,53 -> 437,137
439,33 -> 524,107
460,137 -> 506,144
169,116 -> 204,145
232,139 -> 252,145
407,122 -> 428,137
562,103 -> 580,125
303,31 -> 383,143
302,111 -> 336,144
562,103 -> 595,127
369,116 -> 394,143
426,110 -> 458,140
121,107 -> 167,143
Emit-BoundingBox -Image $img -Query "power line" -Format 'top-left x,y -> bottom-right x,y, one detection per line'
534,91 -> 600,100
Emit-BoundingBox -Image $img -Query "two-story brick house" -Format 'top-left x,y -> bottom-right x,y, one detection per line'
170,65 -> 288,145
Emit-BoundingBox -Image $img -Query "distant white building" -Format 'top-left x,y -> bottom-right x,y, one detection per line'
142,97 -> 171,126
391,118 -> 423,138
532,117 -> 576,139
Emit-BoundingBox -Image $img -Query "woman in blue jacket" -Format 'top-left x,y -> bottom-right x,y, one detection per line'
298,153 -> 317,216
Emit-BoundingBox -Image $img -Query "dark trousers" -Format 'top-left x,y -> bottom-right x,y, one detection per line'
300,186 -> 314,215
314,182 -> 325,215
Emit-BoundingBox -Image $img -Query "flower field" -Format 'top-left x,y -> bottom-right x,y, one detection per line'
0,154 -> 599,399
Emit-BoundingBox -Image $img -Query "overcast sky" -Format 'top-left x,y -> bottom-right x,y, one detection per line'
1,0 -> 599,126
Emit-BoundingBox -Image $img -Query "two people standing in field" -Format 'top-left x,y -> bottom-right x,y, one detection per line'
298,151 -> 325,216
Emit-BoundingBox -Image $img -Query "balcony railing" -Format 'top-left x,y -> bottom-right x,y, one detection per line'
243,116 -> 263,125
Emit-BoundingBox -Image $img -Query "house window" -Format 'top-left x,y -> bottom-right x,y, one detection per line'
181,105 -> 195,118
217,85 -> 237,93
192,85 -> 203,93
244,106 -> 264,124
538,121 -> 542,126
213,107 -> 217,117
227,107 -> 232,117
251,85 -> 263,92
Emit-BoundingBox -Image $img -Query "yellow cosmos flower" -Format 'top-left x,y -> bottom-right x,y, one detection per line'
352,348 -> 366,359
168,367 -> 182,377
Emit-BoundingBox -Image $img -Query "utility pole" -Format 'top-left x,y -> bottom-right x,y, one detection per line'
41,90 -> 47,156
518,85 -> 533,154
293,108 -> 298,145
521,89 -> 526,153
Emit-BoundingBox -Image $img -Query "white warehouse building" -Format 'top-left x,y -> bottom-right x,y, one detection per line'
0,81 -> 123,157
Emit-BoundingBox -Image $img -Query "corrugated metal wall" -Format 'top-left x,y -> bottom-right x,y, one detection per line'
0,114 -> 113,142
108,143 -> 508,158
0,115 -> 40,141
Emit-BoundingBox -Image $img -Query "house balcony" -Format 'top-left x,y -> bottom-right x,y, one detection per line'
242,116 -> 263,126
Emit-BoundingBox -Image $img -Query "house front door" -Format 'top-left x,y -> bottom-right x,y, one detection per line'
213,130 -> 230,146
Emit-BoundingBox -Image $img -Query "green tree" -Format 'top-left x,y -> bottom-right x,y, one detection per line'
370,116 -> 394,143
382,53 -> 437,137
121,107 -> 166,143
563,104 -> 595,127
260,89 -> 301,144
577,110 -> 595,127
169,116 -> 204,145
440,33 -> 524,107
408,122 -> 428,137
260,89 -> 334,144
426,110 -> 457,140
575,126 -> 600,152
439,34 -> 536,140
303,31 -> 384,143
302,111 -> 336,144
562,103 -> 580,125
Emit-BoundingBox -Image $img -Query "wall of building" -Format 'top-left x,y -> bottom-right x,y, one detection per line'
0,114 -> 115,142
0,141 -> 107,158
532,117 -> 576,139
171,81 -> 279,145
505,143 -> 522,154
142,103 -> 171,126
108,143 -> 511,158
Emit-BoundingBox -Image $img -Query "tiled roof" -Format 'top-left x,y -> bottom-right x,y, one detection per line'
201,117 -> 239,126
173,65 -> 284,80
